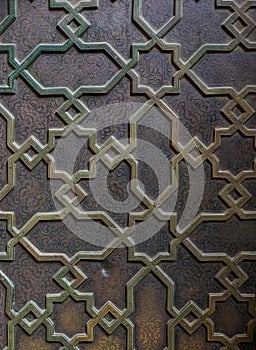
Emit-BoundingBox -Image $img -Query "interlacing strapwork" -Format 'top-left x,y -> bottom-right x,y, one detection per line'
0,0 -> 256,349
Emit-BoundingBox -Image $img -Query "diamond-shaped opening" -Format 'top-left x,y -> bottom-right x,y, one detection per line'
23,311 -> 37,325
231,104 -> 245,119
68,19 -> 81,33
229,188 -> 242,201
226,270 -> 239,283
64,271 -> 76,284
103,311 -> 117,324
108,147 -> 119,159
66,105 -> 80,120
66,189 -> 77,201
233,18 -> 248,33
189,146 -> 200,159
25,146 -> 38,161
184,311 -> 198,324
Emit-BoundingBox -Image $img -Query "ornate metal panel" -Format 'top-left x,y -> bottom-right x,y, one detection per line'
0,0 -> 256,349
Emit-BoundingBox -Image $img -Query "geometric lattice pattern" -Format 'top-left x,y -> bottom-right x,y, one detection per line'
0,0 -> 256,349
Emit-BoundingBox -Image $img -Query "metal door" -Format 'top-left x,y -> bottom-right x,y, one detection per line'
0,0 -> 256,349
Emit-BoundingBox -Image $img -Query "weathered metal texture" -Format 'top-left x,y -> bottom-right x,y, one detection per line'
0,0 -> 256,349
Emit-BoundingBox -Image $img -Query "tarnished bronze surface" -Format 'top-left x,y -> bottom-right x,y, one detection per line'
0,0 -> 256,349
